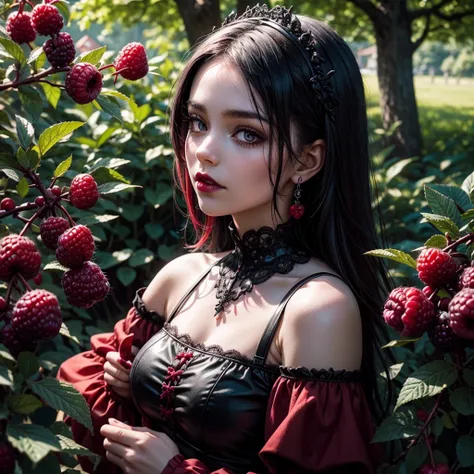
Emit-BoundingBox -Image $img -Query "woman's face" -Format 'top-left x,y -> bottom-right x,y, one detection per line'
184,57 -> 294,231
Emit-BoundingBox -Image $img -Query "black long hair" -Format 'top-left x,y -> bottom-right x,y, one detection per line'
169,12 -> 393,421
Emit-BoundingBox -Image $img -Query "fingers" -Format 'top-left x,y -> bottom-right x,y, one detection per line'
104,361 -> 130,382
105,451 -> 125,471
106,351 -> 132,372
101,424 -> 138,446
104,372 -> 129,390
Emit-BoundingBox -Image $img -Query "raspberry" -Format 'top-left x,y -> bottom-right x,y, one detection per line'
0,234 -> 41,281
460,267 -> 474,289
1,197 -> 15,211
428,311 -> 459,351
40,216 -> 69,250
6,11 -> 36,44
69,174 -> 99,209
33,273 -> 42,285
0,322 -> 37,356
383,287 -> 436,337
51,185 -> 62,197
114,42 -> 149,80
43,32 -> 76,68
417,248 -> 458,288
65,63 -> 103,104
0,440 -> 16,474
31,4 -> 63,36
62,261 -> 110,308
56,225 -> 94,268
449,288 -> 474,341
35,196 -> 45,207
0,296 -> 6,312
438,297 -> 451,311
11,289 -> 62,342
419,464 -> 450,474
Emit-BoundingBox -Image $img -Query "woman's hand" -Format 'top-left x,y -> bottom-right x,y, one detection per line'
103,346 -> 139,399
100,418 -> 180,474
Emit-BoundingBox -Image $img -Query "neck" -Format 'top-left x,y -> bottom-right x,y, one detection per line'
231,203 -> 291,236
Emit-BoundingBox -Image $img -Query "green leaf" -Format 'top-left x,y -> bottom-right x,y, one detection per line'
79,214 -> 118,226
364,248 -> 417,269
28,379 -> 93,432
18,351 -> 40,379
131,102 -> 151,124
420,213 -> 460,239
16,115 -> 34,150
425,185 -> 462,226
88,157 -> 130,172
405,442 -> 428,474
424,235 -> 447,249
43,261 -> 68,272
97,182 -> 140,194
40,81 -> 61,109
94,94 -> 123,122
450,387 -> 474,415
2,168 -> 21,182
394,361 -> 457,411
381,363 -> 404,380
462,209 -> 474,221
91,166 -> 129,184
56,434 -> 96,458
456,436 -> 474,467
102,89 -> 138,108
382,338 -> 421,349
385,157 -> 416,184
59,323 -> 83,347
55,0 -> 70,25
0,343 -> 15,362
75,45 -> 107,65
117,267 -> 137,286
371,411 -> 418,443
28,148 -> 40,170
27,46 -> 44,65
0,153 -> 20,169
16,177 -> 29,198
0,364 -> 13,387
431,417 -> 444,437
9,394 -> 43,415
19,86 -> 43,123
145,223 -> 164,239
17,147 -> 30,169
53,155 -> 72,178
461,171 -> 474,198
0,37 -> 27,65
128,249 -> 155,267
36,121 -> 85,158
7,423 -> 61,464
429,184 -> 473,211
463,369 -> 474,387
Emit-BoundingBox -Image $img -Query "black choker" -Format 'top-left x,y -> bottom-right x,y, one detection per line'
214,221 -> 310,316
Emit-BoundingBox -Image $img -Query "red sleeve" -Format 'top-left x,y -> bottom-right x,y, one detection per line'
162,368 -> 380,474
56,295 -> 163,474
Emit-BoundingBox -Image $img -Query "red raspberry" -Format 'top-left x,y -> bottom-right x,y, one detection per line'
31,4 -> 63,36
62,261 -> 110,308
33,273 -> 42,285
1,321 -> 37,356
65,63 -> 103,104
428,311 -> 459,351
69,174 -> 99,209
459,267 -> 474,289
51,185 -> 62,197
383,287 -> 436,337
0,234 -> 41,281
114,42 -> 149,80
449,288 -> 474,341
1,197 -> 15,211
417,248 -> 458,288
419,464 -> 450,474
35,196 -> 45,207
11,289 -> 62,342
56,225 -> 94,268
40,216 -> 69,250
43,32 -> 76,68
416,409 -> 429,422
6,11 -> 36,44
0,296 -> 7,312
0,440 -> 16,474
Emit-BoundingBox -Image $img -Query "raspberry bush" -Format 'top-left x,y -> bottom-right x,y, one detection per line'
368,176 -> 474,473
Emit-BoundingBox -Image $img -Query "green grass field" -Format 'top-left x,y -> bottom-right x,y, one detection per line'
362,75 -> 474,155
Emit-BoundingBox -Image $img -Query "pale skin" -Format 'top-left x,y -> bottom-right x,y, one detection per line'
102,57 -> 363,473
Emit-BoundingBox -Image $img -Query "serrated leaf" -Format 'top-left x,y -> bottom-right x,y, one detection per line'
16,177 -> 29,198
97,182 -> 140,194
117,267 -> 136,286
456,436 -> 474,467
19,86 -> 43,123
79,214 -> 118,226
0,343 -> 15,362
43,261 -> 68,272
420,213 -> 460,239
88,157 -> 129,172
17,147 -> 30,169
128,249 -> 155,267
0,364 -> 13,386
18,351 -> 40,379
364,248 -> 417,269
36,122 -> 85,158
2,168 -> 21,182
94,95 -> 123,122
0,37 -> 27,65
429,184 -> 473,212
394,361 -> 457,411
382,338 -> 421,349
75,45 -> 107,65
450,387 -> 474,415
56,434 -> 96,457
9,394 -> 43,415
28,379 -> 93,432
91,166 -> 129,184
424,235 -> 447,249
40,81 -> 61,109
60,323 -> 83,347
381,363 -> 404,380
53,155 -> 72,178
16,115 -> 34,149
462,171 -> 474,197
371,411 -> 418,443
425,185 -> 462,226
101,88 -> 138,108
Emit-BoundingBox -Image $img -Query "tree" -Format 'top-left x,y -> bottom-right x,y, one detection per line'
453,46 -> 474,78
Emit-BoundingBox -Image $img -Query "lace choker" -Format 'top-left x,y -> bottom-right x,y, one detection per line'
214,221 -> 310,316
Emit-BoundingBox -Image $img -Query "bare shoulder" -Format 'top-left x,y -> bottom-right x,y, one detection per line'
280,273 -> 362,370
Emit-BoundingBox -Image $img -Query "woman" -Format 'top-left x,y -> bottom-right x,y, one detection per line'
57,4 -> 392,473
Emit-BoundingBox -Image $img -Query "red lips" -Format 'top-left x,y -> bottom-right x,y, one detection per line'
195,172 -> 223,188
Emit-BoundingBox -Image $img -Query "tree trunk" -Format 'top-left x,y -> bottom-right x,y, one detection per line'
175,0 -> 221,46
373,2 -> 423,158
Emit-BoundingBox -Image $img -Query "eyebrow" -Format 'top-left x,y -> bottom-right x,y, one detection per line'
186,100 -> 269,124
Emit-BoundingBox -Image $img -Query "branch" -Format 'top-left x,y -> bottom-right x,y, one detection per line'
348,0 -> 384,23
412,14 -> 431,51
0,66 -> 70,92
410,0 -> 451,20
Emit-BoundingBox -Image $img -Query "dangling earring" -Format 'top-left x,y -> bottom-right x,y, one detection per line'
289,176 -> 304,220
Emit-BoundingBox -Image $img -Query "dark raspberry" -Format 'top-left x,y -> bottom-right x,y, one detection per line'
1,321 -> 37,356
438,298 -> 451,311
33,273 -> 42,285
449,288 -> 474,341
460,267 -> 474,289
0,440 -> 16,474
418,464 -> 450,474
0,234 -> 41,281
65,63 -> 103,105
56,225 -> 94,268
62,261 -> 110,308
417,248 -> 458,288
114,42 -> 148,80
383,287 -> 436,337
1,197 -> 16,211
43,32 -> 76,68
35,196 -> 45,207
31,4 -> 63,36
12,289 -> 62,342
40,216 -> 69,250
428,311 -> 459,351
6,11 -> 36,44
51,185 -> 62,197
416,409 -> 429,422
69,174 -> 99,209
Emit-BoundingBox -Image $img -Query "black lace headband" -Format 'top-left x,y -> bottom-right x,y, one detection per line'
216,4 -> 338,120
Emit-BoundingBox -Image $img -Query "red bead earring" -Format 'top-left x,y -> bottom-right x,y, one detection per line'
289,176 -> 304,220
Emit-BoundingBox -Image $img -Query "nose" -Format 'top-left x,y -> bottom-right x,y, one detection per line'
195,133 -> 220,166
